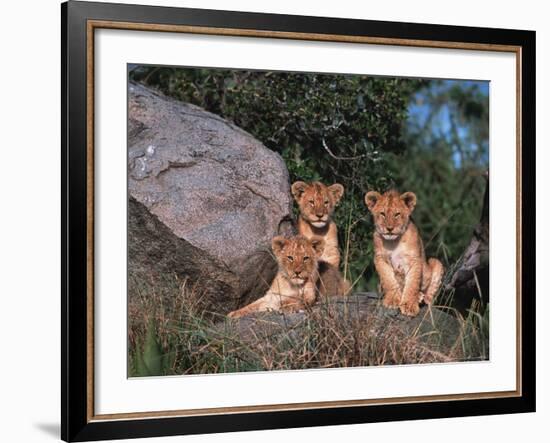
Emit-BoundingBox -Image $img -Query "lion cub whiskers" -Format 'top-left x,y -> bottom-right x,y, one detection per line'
228,233 -> 349,318
227,235 -> 324,318
365,189 -> 445,317
291,181 -> 344,268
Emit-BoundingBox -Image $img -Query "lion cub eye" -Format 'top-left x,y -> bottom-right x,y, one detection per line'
287,256 -> 294,262
308,200 -> 314,206
394,212 -> 401,218
380,212 -> 386,219
324,200 -> 329,206
303,256 -> 310,262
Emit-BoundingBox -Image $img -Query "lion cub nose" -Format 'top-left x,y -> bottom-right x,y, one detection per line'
316,213 -> 324,218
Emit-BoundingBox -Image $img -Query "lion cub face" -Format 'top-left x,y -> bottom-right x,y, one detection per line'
365,190 -> 417,241
272,235 -> 325,286
291,181 -> 344,228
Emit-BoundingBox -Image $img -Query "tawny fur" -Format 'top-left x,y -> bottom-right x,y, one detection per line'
365,190 -> 444,317
291,181 -> 344,268
228,235 -> 348,318
316,262 -> 351,298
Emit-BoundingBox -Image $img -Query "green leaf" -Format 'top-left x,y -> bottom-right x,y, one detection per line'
132,337 -> 150,377
142,318 -> 163,376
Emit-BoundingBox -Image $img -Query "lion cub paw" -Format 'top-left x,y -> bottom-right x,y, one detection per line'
420,291 -> 434,305
227,309 -> 245,319
399,300 -> 420,317
382,290 -> 401,309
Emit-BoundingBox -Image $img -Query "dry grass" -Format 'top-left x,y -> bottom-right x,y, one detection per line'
128,271 -> 488,377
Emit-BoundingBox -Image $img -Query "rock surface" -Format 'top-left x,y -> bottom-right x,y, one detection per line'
128,82 -> 294,312
222,293 -> 463,358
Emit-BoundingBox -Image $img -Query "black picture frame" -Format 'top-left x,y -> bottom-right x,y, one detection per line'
62,1 -> 536,441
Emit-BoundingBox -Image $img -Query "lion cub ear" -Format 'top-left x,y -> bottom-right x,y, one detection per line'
291,181 -> 308,201
272,236 -> 288,256
328,183 -> 344,205
400,192 -> 417,211
364,191 -> 381,211
310,236 -> 325,258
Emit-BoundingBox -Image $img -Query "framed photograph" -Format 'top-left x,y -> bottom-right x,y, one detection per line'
62,1 -> 535,441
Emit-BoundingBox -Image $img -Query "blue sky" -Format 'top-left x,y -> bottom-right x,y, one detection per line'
406,79 -> 489,168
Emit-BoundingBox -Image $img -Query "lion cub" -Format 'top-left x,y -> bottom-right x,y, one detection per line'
228,235 -> 346,318
291,181 -> 344,268
365,190 -> 444,317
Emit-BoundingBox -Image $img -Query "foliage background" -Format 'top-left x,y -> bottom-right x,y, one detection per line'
130,65 -> 489,292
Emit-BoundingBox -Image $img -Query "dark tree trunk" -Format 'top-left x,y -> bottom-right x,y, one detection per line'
446,172 -> 489,311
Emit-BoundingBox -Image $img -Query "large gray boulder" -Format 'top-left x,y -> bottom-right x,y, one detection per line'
128,82 -> 293,313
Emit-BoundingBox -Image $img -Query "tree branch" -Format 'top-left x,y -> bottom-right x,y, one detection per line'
322,138 -> 367,161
